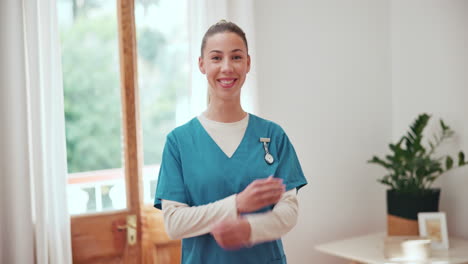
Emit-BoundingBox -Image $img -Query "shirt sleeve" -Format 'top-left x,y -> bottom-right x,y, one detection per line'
154,133 -> 188,209
245,189 -> 298,245
275,130 -> 307,192
161,189 -> 299,244
161,195 -> 238,240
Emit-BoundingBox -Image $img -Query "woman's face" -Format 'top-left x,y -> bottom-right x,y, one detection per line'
199,32 -> 250,102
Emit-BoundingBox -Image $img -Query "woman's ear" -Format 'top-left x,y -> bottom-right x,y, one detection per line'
246,54 -> 251,73
198,56 -> 206,74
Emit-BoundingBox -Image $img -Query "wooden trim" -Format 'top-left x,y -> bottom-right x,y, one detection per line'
71,209 -> 129,219
117,0 -> 142,213
117,0 -> 143,262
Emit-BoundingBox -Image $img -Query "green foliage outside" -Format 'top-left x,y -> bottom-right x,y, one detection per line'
62,14 -> 123,173
60,1 -> 187,173
368,113 -> 467,194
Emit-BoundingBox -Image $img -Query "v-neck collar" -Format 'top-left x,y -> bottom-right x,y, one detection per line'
194,113 -> 252,159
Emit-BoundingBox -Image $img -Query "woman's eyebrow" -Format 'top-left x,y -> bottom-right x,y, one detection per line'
208,49 -> 245,54
208,50 -> 223,54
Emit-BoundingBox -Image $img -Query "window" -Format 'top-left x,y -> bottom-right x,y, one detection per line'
58,0 -> 190,214
134,0 -> 190,204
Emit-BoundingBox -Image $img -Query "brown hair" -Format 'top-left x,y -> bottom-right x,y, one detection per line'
200,20 -> 248,56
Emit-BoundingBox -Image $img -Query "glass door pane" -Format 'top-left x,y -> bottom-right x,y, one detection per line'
134,0 -> 190,204
57,0 -> 127,214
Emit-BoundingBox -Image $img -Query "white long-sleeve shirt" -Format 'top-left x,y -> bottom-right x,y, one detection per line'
161,113 -> 299,245
162,190 -> 298,244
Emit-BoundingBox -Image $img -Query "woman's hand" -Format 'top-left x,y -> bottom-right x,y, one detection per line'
236,176 -> 285,214
211,218 -> 251,250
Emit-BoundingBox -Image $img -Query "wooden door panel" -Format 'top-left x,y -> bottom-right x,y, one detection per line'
142,205 -> 181,264
72,207 -> 181,263
74,256 -> 123,264
71,212 -> 137,263
154,243 -> 182,264
142,240 -> 181,264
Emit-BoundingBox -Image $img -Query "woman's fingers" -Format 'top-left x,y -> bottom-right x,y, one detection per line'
236,177 -> 286,213
253,176 -> 282,186
253,182 -> 285,199
258,189 -> 284,206
252,178 -> 284,193
211,218 -> 251,250
256,182 -> 285,194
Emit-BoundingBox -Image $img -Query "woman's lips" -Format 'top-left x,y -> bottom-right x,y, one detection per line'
217,78 -> 237,88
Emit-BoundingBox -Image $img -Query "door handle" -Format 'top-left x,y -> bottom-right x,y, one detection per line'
116,215 -> 137,246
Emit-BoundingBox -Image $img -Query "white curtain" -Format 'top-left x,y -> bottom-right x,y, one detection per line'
0,0 -> 72,263
188,0 -> 258,115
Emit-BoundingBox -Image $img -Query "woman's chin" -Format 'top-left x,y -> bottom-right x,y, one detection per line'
209,88 -> 239,100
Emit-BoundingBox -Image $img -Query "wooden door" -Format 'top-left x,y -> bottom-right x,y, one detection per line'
69,0 -> 181,263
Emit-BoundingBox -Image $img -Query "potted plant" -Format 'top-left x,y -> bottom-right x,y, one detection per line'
368,113 -> 467,235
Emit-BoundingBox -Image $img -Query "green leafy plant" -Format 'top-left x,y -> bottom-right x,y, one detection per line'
368,113 -> 467,194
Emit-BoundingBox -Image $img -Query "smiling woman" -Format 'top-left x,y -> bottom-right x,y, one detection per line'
154,20 -> 308,264
199,32 -> 251,105
199,21 -> 251,111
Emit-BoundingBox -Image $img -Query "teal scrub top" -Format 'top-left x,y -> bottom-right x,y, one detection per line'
154,114 -> 307,264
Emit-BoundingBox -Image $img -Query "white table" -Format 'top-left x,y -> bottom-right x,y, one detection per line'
315,232 -> 468,264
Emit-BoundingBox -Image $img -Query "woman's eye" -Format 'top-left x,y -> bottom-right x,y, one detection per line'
211,56 -> 221,61
233,55 -> 242,60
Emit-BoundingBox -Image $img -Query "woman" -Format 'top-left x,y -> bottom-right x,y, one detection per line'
154,20 -> 307,264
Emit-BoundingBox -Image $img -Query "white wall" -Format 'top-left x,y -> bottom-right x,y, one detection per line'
391,0 -> 468,239
254,1 -> 391,263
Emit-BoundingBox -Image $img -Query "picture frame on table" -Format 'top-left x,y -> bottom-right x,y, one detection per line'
418,212 -> 449,249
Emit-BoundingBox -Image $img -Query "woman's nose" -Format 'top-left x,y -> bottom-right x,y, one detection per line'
220,59 -> 233,73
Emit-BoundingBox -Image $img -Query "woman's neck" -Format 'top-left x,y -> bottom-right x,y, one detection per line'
205,99 -> 246,123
